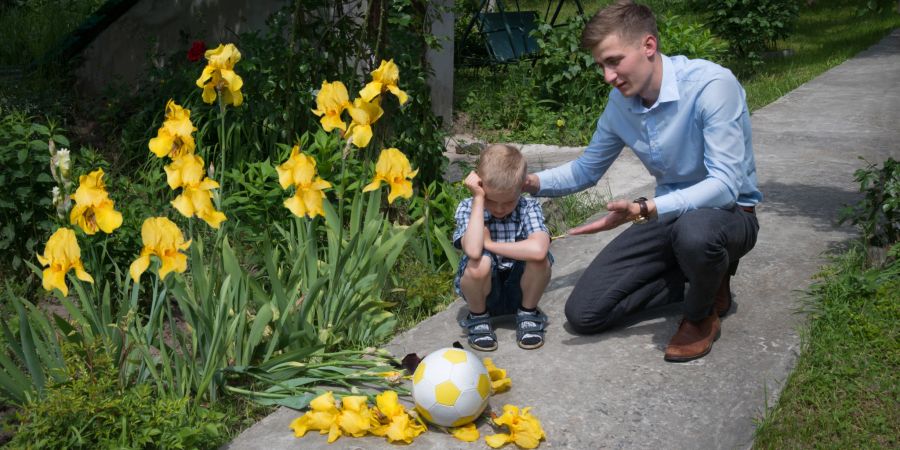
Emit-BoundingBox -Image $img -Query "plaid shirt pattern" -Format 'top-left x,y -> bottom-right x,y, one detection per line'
452,196 -> 551,293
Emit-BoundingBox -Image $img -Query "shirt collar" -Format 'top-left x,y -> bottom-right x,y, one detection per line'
631,53 -> 680,112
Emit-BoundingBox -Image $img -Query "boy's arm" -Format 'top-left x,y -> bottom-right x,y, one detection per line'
484,197 -> 550,261
484,231 -> 550,262
460,171 -> 486,260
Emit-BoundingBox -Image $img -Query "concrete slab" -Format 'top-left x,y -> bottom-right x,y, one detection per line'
224,29 -> 900,450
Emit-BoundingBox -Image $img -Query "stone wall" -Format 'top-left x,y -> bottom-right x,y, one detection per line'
76,0 -> 453,127
76,0 -> 286,93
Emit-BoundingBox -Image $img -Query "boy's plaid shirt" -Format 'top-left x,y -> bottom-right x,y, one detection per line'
452,196 -> 550,274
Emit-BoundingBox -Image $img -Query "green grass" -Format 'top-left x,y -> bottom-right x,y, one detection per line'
753,246 -> 900,448
743,2 -> 900,111
455,1 -> 900,142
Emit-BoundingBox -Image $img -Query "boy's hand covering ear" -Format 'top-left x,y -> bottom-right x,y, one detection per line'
464,171 -> 486,198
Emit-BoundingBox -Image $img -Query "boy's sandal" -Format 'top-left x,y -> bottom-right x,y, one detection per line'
459,315 -> 498,352
516,310 -> 548,350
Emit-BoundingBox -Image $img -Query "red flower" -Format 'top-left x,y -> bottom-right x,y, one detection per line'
187,40 -> 206,62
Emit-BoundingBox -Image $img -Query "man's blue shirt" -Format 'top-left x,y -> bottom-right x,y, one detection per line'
535,54 -> 762,220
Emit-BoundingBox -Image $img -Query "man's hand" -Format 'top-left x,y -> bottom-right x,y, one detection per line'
568,199 -> 647,235
464,171 -> 486,198
523,173 -> 540,194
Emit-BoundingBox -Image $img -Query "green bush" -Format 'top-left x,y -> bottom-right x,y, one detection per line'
658,14 -> 728,63
0,109 -> 68,274
840,158 -> 900,248
698,0 -> 799,62
8,342 -> 230,449
532,15 -> 608,105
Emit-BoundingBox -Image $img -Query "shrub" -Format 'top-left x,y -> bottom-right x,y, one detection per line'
0,109 -> 68,274
840,158 -> 900,248
658,14 -> 728,63
8,342 -> 230,449
698,0 -> 799,62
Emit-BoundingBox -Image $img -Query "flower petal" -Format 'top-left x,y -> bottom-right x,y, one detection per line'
485,433 -> 513,448
451,423 -> 479,442
130,254 -> 151,282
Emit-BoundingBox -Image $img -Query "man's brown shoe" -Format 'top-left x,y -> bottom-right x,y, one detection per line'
664,313 -> 721,362
713,275 -> 732,317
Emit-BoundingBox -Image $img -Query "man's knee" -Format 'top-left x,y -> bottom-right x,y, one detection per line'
671,217 -> 725,261
564,293 -> 614,335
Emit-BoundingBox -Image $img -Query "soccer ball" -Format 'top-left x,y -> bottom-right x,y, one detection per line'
411,347 -> 491,427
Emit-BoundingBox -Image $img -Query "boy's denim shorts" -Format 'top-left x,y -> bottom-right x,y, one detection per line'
457,260 -> 525,316
455,252 -> 552,316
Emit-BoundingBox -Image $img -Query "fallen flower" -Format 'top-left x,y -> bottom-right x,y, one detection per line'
451,422 -> 480,442
485,405 -> 546,449
290,391 -> 341,443
483,358 -> 512,394
371,390 -> 426,444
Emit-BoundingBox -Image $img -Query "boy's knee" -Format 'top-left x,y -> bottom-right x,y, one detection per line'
463,257 -> 492,281
524,255 -> 552,275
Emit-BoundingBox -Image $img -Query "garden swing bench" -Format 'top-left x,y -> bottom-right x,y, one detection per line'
457,0 -> 585,67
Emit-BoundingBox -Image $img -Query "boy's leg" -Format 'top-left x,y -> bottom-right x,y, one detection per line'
459,256 -> 492,314
458,256 -> 499,351
508,257 -> 551,349
520,256 -> 551,309
564,219 -> 684,334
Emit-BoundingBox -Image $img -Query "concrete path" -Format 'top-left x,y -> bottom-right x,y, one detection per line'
225,30 -> 900,449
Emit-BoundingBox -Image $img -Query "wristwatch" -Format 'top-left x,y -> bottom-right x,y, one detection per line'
632,197 -> 649,224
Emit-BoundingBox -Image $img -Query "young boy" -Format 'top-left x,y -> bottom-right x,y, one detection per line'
453,144 -> 552,351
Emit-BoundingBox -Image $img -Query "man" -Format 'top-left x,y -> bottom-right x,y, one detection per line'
523,0 -> 761,362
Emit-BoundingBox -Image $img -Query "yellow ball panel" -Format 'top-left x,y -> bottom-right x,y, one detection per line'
442,348 -> 468,364
413,362 -> 426,384
477,373 -> 491,398
416,405 -> 434,423
435,381 -> 461,406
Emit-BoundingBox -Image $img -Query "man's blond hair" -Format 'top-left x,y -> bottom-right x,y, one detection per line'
477,144 -> 527,193
581,0 -> 658,50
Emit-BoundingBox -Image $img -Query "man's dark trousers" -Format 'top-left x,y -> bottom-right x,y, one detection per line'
564,206 -> 759,333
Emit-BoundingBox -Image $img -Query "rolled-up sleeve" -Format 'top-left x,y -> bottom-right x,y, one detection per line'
654,77 -> 747,220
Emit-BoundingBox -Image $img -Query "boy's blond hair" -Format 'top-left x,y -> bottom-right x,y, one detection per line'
581,0 -> 658,50
477,144 -> 527,193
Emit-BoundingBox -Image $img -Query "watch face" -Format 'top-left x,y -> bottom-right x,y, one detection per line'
633,216 -> 648,224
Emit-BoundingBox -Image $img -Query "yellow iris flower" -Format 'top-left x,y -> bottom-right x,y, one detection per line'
36,228 -> 94,296
451,423 -> 480,442
362,148 -> 417,204
69,168 -> 123,235
485,405 -> 546,449
359,59 -> 409,105
311,81 -> 350,132
336,396 -> 374,438
345,97 -> 383,148
290,391 -> 342,443
129,217 -> 192,282
196,43 -> 244,107
276,145 -> 332,219
164,154 -> 227,229
370,391 -> 426,444
148,99 -> 197,159
483,357 -> 512,394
